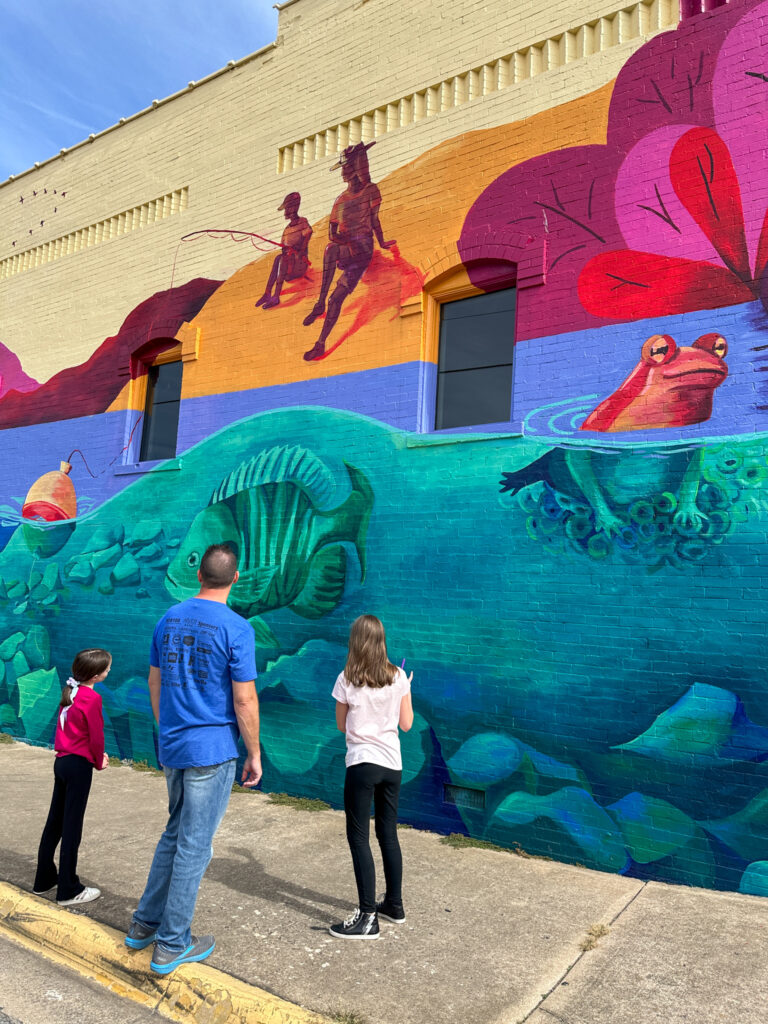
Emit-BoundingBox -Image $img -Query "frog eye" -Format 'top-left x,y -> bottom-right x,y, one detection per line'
186,552 -> 200,568
642,334 -> 677,365
693,333 -> 728,359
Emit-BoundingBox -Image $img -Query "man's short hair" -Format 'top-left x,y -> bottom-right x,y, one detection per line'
200,544 -> 238,589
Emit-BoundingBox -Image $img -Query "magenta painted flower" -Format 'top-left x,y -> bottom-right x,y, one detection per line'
460,0 -> 768,337
578,124 -> 766,320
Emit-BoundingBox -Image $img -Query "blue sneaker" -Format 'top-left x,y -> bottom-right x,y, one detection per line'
125,921 -> 157,950
150,934 -> 215,975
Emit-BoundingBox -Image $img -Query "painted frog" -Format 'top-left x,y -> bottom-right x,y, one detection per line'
580,333 -> 728,433
500,445 -> 711,537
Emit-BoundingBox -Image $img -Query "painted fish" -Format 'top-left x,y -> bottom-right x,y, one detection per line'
165,445 -> 373,645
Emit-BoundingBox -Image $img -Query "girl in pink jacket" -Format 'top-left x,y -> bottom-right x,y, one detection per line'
33,648 -> 111,906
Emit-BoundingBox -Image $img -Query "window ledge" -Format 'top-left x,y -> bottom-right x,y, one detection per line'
114,458 -> 183,476
407,426 -> 523,448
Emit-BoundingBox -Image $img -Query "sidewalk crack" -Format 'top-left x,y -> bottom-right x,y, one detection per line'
538,1008 -> 571,1023
516,881 -> 648,1024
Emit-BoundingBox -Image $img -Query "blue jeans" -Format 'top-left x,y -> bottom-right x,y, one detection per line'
133,759 -> 236,951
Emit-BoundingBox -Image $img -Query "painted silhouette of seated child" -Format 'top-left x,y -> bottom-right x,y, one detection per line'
256,192 -> 312,310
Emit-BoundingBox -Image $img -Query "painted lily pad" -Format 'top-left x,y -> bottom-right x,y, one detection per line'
701,789 -> 768,863
488,786 -> 628,872
613,684 -> 768,766
607,792 -> 698,863
448,731 -> 584,792
739,861 -> 768,897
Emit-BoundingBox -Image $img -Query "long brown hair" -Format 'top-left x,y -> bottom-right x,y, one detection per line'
59,648 -> 111,709
344,615 -> 397,688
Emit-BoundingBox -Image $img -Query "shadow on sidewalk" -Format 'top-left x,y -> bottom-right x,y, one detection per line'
205,846 -> 352,919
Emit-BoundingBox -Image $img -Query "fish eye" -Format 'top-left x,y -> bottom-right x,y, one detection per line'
642,334 -> 677,365
187,552 -> 200,568
694,333 -> 728,359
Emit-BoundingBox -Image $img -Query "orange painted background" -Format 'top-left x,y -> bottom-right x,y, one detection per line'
109,83 -> 614,411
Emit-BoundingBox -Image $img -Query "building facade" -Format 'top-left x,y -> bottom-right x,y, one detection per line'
3,0 -> 768,895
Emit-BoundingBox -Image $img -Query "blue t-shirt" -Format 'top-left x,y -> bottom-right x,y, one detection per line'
150,597 -> 257,768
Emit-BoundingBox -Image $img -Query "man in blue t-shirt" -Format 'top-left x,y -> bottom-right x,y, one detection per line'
125,544 -> 261,975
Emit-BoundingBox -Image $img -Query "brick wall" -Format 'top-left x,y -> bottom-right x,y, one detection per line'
6,0 -> 768,897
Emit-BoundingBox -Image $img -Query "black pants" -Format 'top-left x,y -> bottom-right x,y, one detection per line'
34,754 -> 93,901
344,762 -> 403,914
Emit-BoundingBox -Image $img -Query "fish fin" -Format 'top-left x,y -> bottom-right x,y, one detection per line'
248,616 -> 278,648
210,446 -> 335,506
343,462 -> 374,582
289,545 -> 347,619
240,566 -> 280,603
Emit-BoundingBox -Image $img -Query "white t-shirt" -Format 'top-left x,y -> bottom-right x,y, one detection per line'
332,668 -> 410,770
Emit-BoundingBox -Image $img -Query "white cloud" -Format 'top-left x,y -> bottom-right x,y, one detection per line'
0,89 -> 92,133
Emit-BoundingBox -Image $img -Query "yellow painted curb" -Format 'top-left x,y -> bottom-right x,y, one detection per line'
0,882 -> 330,1024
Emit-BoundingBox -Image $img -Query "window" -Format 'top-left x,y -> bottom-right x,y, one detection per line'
435,287 -> 516,430
139,360 -> 182,461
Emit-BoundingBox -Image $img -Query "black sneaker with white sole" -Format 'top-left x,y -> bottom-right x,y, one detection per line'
376,897 -> 406,924
329,909 -> 380,940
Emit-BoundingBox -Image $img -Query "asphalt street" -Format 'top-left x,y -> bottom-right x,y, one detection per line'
0,935 -> 158,1024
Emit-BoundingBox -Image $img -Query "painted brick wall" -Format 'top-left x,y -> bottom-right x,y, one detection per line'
5,0 -> 768,898
1,0 -> 672,384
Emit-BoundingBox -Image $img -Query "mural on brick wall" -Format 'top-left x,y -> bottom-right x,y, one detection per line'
5,0 -> 768,900
462,0 -> 768,444
177,138 -> 420,365
0,278 -> 221,431
3,409 -> 768,895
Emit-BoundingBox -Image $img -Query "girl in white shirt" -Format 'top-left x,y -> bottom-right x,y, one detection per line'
329,614 -> 413,940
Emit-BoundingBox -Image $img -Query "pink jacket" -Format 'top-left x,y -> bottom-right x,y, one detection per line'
54,685 -> 105,770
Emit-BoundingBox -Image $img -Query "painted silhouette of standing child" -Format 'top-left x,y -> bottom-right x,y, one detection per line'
256,191 -> 312,309
303,142 -> 396,361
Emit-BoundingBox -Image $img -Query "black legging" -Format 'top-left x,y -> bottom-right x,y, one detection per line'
344,762 -> 403,914
34,754 -> 94,901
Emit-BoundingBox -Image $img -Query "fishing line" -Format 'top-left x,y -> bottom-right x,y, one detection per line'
169,228 -> 281,289
67,412 -> 144,479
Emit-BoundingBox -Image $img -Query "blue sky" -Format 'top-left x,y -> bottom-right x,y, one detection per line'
0,0 -> 278,180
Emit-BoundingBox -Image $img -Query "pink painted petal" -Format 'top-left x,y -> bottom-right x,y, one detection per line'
616,125 -> 724,267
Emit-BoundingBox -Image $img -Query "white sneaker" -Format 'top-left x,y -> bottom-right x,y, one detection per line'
57,886 -> 101,906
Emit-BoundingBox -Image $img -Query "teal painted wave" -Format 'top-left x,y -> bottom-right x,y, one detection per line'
2,407 -> 768,891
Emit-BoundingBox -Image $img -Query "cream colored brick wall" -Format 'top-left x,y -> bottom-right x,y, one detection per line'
0,0 -> 677,384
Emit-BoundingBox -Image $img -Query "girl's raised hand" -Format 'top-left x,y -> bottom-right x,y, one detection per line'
407,671 -> 413,685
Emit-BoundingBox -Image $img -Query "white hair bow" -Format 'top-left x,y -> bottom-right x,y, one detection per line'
59,677 -> 80,731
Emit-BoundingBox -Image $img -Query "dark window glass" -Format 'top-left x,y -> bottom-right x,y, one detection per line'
435,367 -> 513,430
435,288 -> 515,429
139,361 -> 182,461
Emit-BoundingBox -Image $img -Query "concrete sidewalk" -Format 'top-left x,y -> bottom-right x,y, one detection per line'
0,740 -> 765,1024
